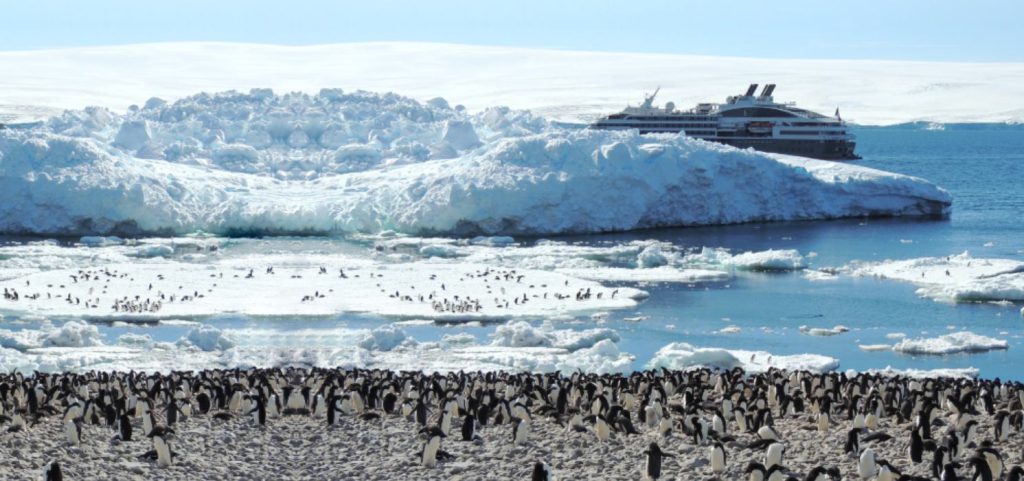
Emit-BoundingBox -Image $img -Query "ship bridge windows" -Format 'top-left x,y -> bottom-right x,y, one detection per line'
719,107 -> 796,118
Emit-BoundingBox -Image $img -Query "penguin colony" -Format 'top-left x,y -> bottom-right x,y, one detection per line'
5,366 -> 1024,480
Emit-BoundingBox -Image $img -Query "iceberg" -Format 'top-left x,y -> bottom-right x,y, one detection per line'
891,331 -> 1008,355
0,89 -> 950,237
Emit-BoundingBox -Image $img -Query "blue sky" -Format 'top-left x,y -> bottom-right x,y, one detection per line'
3,0 -> 1021,61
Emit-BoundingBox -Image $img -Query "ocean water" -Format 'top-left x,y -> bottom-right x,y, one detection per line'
2,123 -> 1023,378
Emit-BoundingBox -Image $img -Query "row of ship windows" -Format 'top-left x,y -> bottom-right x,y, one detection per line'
778,130 -> 843,136
623,123 -> 716,129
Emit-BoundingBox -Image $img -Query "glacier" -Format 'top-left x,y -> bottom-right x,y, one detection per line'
0,89 -> 951,237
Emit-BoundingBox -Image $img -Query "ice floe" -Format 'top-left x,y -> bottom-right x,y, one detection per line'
646,342 -> 839,373
847,251 -> 1024,302
891,331 -> 1009,355
799,325 -> 849,336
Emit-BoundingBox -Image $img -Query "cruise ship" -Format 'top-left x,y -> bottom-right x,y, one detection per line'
590,84 -> 859,160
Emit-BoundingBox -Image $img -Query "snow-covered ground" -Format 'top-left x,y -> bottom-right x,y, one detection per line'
847,251 -> 1024,302
0,88 -> 951,237
0,42 -> 1022,125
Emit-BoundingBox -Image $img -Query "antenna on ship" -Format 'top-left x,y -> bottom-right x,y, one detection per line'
640,87 -> 661,109
835,107 -> 842,121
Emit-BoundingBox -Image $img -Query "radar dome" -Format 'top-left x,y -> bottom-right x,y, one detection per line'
664,102 -> 675,112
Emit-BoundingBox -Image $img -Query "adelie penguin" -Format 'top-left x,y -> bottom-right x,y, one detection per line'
531,461 -> 554,481
420,426 -> 445,468
512,418 -> 530,446
710,441 -> 727,476
460,414 -> 479,442
643,441 -> 674,481
153,432 -> 173,468
803,466 -> 840,481
43,460 -> 62,481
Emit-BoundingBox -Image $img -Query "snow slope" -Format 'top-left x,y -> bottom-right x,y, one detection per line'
0,89 -> 951,237
0,42 -> 1022,125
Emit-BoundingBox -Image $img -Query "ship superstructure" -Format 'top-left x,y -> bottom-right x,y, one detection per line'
591,84 -> 858,160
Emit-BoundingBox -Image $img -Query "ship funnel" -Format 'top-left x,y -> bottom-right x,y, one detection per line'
744,84 -> 758,97
761,84 -> 776,98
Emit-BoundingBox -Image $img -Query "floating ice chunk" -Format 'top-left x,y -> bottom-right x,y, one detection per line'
847,251 -> 1024,302
858,344 -> 892,352
892,331 -> 1008,355
79,236 -> 124,247
803,269 -> 839,281
799,325 -> 849,336
177,324 -> 236,351
490,321 -> 551,348
861,366 -> 979,379
117,333 -> 153,346
555,339 -> 634,373
687,247 -> 805,271
43,320 -> 104,347
419,244 -> 462,258
357,324 -> 414,351
647,342 -> 838,373
0,328 -> 45,350
132,244 -> 175,258
441,332 -> 477,346
885,332 -> 907,339
468,236 -> 515,247
718,326 -> 741,334
637,244 -> 669,268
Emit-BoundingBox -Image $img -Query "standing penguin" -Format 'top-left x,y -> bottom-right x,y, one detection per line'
765,443 -> 785,469
421,429 -> 442,467
249,397 -> 267,426
513,418 -> 531,446
594,415 -> 610,442
153,433 -> 173,467
531,461 -> 554,481
117,412 -> 133,441
858,448 -> 878,480
908,427 -> 923,463
64,418 -> 82,446
643,442 -> 674,480
461,414 -> 477,442
43,460 -> 63,481
710,441 -> 727,476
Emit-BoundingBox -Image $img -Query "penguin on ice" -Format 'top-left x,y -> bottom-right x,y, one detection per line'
419,426 -> 446,468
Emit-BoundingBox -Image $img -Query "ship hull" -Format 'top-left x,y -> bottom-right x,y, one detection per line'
711,137 -> 859,160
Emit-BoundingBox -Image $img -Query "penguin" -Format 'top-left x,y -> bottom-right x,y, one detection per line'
816,412 -> 829,433
643,442 -> 674,480
249,397 -> 267,426
153,433 -> 173,467
513,418 -> 530,446
117,412 -> 133,441
765,442 -> 784,469
804,466 -> 840,481
967,455 -> 993,481
858,448 -> 877,480
594,415 -> 610,442
196,392 -> 211,414
421,429 -> 442,467
845,428 -> 861,456
43,460 -> 63,481
461,414 -> 478,441
531,461 -> 554,481
995,411 -> 1011,442
1008,466 -> 1024,481
64,418 -> 82,446
710,441 -> 727,475
758,425 -> 782,442
977,447 -> 1003,480
745,461 -> 768,481
908,427 -> 923,463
